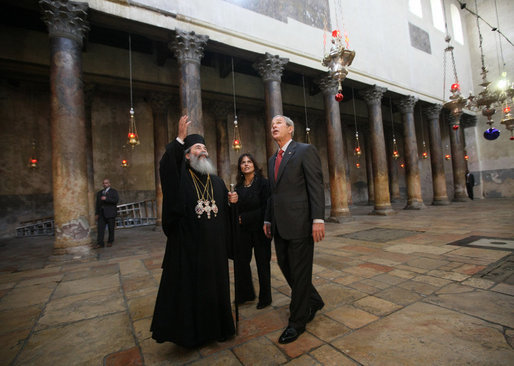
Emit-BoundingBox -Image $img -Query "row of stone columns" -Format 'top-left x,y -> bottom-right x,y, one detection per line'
39,0 -> 470,254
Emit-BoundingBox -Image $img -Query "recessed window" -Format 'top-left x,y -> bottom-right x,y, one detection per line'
409,0 -> 423,18
431,0 -> 445,32
450,4 -> 464,44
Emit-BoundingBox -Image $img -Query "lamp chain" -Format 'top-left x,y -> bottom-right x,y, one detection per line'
129,34 -> 133,108
231,57 -> 237,120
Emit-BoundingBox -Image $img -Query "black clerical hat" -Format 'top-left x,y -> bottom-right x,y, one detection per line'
184,134 -> 206,150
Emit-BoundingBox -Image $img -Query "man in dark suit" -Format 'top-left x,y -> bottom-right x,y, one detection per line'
465,170 -> 475,200
94,178 -> 119,248
264,115 -> 325,344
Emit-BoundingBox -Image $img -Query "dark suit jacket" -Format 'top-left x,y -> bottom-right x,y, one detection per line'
265,141 -> 325,240
95,188 -> 119,218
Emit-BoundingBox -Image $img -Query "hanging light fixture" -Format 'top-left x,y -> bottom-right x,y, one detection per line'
321,0 -> 355,102
121,159 -> 129,168
230,57 -> 242,150
465,0 -> 502,141
127,34 -> 140,148
419,106 -> 429,159
441,1 -> 465,131
302,75 -> 312,144
28,140 -> 38,169
351,88 -> 361,156
389,97 -> 400,159
444,143 -> 451,160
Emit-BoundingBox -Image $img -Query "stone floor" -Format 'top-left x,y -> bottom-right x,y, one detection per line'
1,198 -> 513,366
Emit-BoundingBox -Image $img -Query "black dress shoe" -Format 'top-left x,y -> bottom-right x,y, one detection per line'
308,302 -> 325,322
256,301 -> 271,309
278,326 -> 304,344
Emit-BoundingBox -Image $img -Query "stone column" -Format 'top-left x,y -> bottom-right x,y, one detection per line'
318,75 -> 350,220
84,83 -> 96,230
169,29 -> 208,135
364,131 -> 374,205
149,93 -> 172,227
360,86 -> 394,215
448,114 -> 468,201
253,53 -> 289,160
398,96 -> 425,209
424,104 -> 450,205
211,101 -> 231,185
41,0 -> 91,255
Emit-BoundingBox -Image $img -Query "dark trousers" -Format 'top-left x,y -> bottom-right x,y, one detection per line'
274,228 -> 324,330
235,229 -> 272,305
97,215 -> 115,245
466,184 -> 474,200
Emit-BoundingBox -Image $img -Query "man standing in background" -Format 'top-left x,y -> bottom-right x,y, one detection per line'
94,178 -> 119,248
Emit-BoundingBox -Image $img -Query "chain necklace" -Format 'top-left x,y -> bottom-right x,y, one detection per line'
189,169 -> 218,219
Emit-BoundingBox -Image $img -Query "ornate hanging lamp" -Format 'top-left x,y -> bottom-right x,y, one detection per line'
351,87 -> 361,168
127,34 -> 140,148
231,57 -> 242,150
28,140 -> 38,169
465,0 -> 502,140
389,97 -> 400,159
441,1 -> 465,131
302,75 -> 312,144
419,107 -> 429,159
121,159 -> 129,168
321,0 -> 355,102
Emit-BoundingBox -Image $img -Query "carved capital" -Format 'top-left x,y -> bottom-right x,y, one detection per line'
360,85 -> 387,105
169,29 -> 209,65
397,95 -> 418,114
253,53 -> 289,82
423,103 -> 443,120
148,92 -> 172,114
317,73 -> 339,95
40,0 -> 89,46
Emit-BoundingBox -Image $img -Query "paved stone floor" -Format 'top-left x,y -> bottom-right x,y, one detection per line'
1,198 -> 513,366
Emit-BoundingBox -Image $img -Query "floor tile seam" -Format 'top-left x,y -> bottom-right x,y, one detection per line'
310,342 -> 364,366
8,274 -> 62,366
34,309 -> 129,333
420,297 -> 514,332
117,270 -> 147,366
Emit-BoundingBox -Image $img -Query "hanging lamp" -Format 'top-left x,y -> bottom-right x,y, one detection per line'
302,75 -> 312,144
127,34 -> 140,148
351,87 -> 361,168
28,140 -> 38,169
419,106 -> 429,159
321,0 -> 355,102
231,57 -> 242,150
441,0 -> 465,131
389,97 -> 400,159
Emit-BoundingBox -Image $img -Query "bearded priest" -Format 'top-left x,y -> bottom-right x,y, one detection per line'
151,115 -> 238,347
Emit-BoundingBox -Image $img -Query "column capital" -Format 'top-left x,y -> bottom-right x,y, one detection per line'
360,85 -> 387,105
253,53 -> 289,82
317,73 -> 339,95
169,29 -> 209,65
461,113 -> 478,128
423,103 -> 443,120
148,92 -> 172,114
40,0 -> 89,46
397,95 -> 418,114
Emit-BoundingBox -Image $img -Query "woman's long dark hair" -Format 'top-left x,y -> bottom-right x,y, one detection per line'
236,153 -> 262,187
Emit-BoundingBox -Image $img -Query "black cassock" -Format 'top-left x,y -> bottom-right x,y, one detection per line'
150,139 -> 235,347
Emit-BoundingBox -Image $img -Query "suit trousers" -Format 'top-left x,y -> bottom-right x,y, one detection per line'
235,229 -> 272,304
274,228 -> 323,329
97,215 -> 115,245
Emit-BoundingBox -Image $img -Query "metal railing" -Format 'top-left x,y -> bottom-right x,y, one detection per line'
15,199 -> 157,237
116,199 -> 157,228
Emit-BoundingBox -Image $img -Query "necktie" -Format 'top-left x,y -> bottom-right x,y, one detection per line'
274,149 -> 284,181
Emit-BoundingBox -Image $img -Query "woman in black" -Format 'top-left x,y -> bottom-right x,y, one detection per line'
234,153 -> 272,309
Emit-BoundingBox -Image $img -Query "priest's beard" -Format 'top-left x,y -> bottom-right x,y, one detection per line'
188,153 -> 216,175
